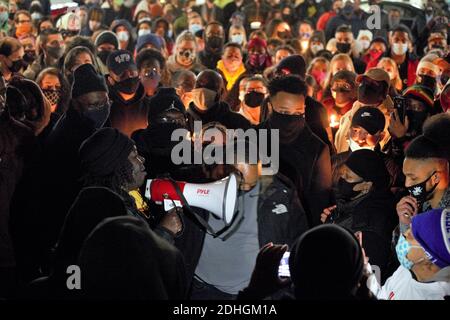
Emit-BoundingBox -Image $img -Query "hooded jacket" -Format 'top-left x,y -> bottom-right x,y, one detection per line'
334,97 -> 394,153
110,19 -> 135,52
166,54 -> 206,76
108,82 -> 150,137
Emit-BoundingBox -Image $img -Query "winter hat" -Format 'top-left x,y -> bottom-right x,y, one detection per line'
71,64 -> 108,99
79,128 -> 135,178
357,30 -> 373,42
403,85 -> 434,110
411,208 -> 450,269
276,54 -> 307,79
136,33 -> 163,52
147,87 -> 186,124
111,19 -> 133,34
356,68 -> 390,88
247,38 -> 267,51
95,30 -> 119,49
345,149 -> 390,188
351,106 -> 386,135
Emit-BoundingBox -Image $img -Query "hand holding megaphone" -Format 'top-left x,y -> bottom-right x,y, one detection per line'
145,174 -> 239,235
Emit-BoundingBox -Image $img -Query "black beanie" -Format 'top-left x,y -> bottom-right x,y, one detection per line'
71,64 -> 108,99
147,87 -> 186,123
95,31 -> 119,49
345,149 -> 390,188
79,128 -> 134,178
276,55 -> 307,79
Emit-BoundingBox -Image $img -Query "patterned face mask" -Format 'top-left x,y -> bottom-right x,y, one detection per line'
395,234 -> 425,270
42,88 -> 61,107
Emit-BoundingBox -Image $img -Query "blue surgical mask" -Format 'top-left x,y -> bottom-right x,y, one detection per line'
395,234 -> 424,270
189,23 -> 203,35
231,34 -> 244,45
0,12 -> 8,25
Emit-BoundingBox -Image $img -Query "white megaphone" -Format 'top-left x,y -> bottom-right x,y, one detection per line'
144,174 -> 238,226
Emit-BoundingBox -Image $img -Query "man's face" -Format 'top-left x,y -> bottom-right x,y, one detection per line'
20,37 -> 36,52
245,80 -> 267,95
109,67 -> 138,84
222,46 -> 242,72
391,31 -> 409,46
335,31 -> 353,45
403,158 -> 438,189
349,126 -> 381,148
74,91 -> 108,113
98,43 -> 116,52
127,146 -> 147,190
205,24 -> 224,41
45,33 -> 65,52
39,20 -> 53,32
15,13 -> 31,28
177,40 -> 196,66
270,91 -> 305,115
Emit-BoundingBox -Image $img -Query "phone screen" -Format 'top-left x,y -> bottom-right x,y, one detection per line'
393,96 -> 406,123
278,251 -> 290,278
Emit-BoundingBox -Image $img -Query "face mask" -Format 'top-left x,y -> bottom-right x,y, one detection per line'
98,50 -> 112,65
191,87 -> 217,110
9,59 -> 24,73
46,46 -> 64,59
358,82 -> 385,106
249,53 -> 267,67
116,31 -> 130,42
269,110 -> 305,143
82,103 -> 111,128
42,88 -> 61,107
311,44 -> 324,55
395,234 -> 424,270
89,20 -> 101,31
348,137 -> 375,152
311,70 -> 327,86
231,34 -> 244,45
31,12 -> 42,21
114,76 -> 140,94
407,171 -> 438,209
392,43 -> 408,55
189,23 -> 203,35
406,109 -> 428,136
0,12 -> 9,25
142,72 -> 161,91
417,74 -> 437,92
336,42 -> 351,53
206,36 -> 223,51
277,31 -> 291,39
359,40 -> 370,50
23,50 -> 36,64
244,91 -> 264,108
16,24 -> 33,38
388,17 -> 400,28
138,28 -> 152,37
336,177 -> 361,201
299,32 -> 311,39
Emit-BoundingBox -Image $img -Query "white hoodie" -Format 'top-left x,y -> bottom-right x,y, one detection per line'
367,264 -> 450,300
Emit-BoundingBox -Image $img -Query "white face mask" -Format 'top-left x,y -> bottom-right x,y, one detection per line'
348,137 -> 375,151
359,39 -> 370,50
117,31 -> 130,42
392,43 -> 408,55
311,44 -> 324,55
231,34 -> 244,45
138,29 -> 151,37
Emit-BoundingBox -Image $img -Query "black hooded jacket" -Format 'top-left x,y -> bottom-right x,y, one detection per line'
109,83 -> 150,137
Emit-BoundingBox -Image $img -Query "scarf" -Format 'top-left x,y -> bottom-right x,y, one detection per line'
217,60 -> 246,91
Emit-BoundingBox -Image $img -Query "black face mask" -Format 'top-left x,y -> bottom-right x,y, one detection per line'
244,91 -> 264,108
98,50 -> 112,65
46,46 -> 64,59
336,42 -> 351,53
9,59 -> 24,73
82,103 -> 111,129
114,77 -> 140,94
277,31 -> 291,39
407,171 -> 438,210
417,74 -> 437,93
206,36 -> 223,51
357,82 -> 385,105
406,109 -> 428,136
23,50 -> 36,65
336,177 -> 361,201
269,110 -> 305,144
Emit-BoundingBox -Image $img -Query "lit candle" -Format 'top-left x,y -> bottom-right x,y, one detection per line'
330,114 -> 339,128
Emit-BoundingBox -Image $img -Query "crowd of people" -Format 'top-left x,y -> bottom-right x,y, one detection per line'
1,0 -> 450,300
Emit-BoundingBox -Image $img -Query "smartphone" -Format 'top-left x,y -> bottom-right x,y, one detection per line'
393,96 -> 407,123
278,251 -> 290,278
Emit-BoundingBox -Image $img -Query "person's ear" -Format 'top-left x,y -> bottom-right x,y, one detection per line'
432,171 -> 441,186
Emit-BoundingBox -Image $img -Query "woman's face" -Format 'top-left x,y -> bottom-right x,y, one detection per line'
332,59 -> 352,75
378,61 -> 396,80
40,74 -> 61,90
177,40 -> 196,66
74,52 -> 93,71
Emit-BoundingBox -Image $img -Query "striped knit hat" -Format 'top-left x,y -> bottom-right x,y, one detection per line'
402,85 -> 434,110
